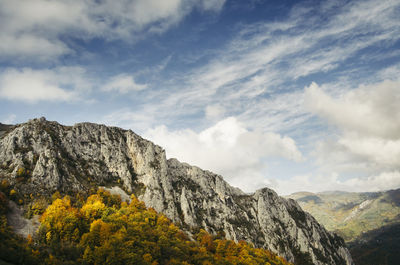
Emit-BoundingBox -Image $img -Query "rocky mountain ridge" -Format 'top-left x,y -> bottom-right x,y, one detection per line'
0,118 -> 353,265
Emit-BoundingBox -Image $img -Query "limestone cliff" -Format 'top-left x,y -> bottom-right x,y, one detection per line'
0,118 -> 353,265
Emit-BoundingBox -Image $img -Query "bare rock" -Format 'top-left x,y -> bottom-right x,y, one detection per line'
0,118 -> 353,265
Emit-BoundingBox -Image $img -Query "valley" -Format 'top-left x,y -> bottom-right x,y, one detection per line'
288,189 -> 400,265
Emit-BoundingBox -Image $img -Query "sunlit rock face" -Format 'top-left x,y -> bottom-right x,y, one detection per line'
0,117 -> 353,265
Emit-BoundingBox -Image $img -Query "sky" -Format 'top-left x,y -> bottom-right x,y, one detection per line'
1,0 -> 400,195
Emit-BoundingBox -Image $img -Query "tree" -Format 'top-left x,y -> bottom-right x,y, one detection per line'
40,196 -> 83,243
29,189 -> 294,265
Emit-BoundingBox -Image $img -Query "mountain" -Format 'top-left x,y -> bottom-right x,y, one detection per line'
287,190 -> 400,265
348,223 -> 400,265
287,189 -> 400,242
1,188 -> 295,265
0,117 -> 353,265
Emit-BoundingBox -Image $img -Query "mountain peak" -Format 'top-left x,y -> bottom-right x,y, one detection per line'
0,119 -> 353,265
29,116 -> 47,123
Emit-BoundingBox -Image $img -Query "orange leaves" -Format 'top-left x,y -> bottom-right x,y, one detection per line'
92,219 -> 112,242
40,196 -> 82,243
143,253 -> 153,263
80,195 -> 106,221
195,231 -> 293,265
80,219 -> 112,250
35,189 -> 293,265
96,188 -> 121,208
156,214 -> 170,227
0,179 -> 9,192
9,189 -> 17,199
129,193 -> 146,210
27,234 -> 33,245
197,229 -> 215,253
45,231 -> 52,243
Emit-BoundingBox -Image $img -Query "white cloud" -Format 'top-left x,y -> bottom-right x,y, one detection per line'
0,67 -> 91,103
0,0 -> 226,61
145,117 -> 302,192
338,136 -> 400,169
97,0 -> 400,194
378,63 -> 400,81
0,34 -> 71,62
341,171 -> 400,192
181,0 -> 400,101
312,132 -> 400,176
305,81 -> 400,139
102,74 -> 147,94
302,80 -> 400,193
238,90 -> 310,133
145,0 -> 400,142
275,171 -> 400,195
127,0 -> 183,27
93,0 -> 400,140
205,105 -> 225,121
101,108 -> 157,133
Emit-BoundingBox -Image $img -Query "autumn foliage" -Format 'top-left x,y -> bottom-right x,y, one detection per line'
0,189 -> 293,265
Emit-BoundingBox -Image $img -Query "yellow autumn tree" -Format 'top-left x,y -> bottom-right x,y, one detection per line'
40,196 -> 83,243
36,189 -> 293,265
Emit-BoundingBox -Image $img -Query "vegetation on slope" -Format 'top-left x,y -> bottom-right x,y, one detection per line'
288,190 -> 400,265
348,223 -> 400,265
0,187 -> 292,265
287,190 -> 400,242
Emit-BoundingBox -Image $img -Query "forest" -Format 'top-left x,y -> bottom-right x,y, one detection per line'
0,185 -> 292,265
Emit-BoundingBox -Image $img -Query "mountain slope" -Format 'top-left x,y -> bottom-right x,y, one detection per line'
0,188 -> 294,265
287,190 -> 400,265
287,190 -> 400,242
0,118 -> 353,265
348,223 -> 400,265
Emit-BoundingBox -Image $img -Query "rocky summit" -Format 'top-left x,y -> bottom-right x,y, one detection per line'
0,118 -> 353,265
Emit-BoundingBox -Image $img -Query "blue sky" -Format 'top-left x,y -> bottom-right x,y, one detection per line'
1,0 -> 400,194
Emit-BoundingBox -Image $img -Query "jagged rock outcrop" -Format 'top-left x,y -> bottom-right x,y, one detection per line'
0,118 -> 353,265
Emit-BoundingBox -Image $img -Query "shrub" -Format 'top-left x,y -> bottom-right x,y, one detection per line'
0,179 -> 9,192
9,189 -> 17,200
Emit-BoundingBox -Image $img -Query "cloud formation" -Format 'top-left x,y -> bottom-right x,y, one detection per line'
305,81 -> 400,140
275,171 -> 400,195
0,67 -> 90,103
145,117 -> 302,192
0,0 -> 226,61
205,105 -> 225,121
102,74 -> 147,94
186,0 -> 400,95
300,80 -> 400,194
1,0 -> 398,195
99,0 -> 400,194
142,0 -> 400,136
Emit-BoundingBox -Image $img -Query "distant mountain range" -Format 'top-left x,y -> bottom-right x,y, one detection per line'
287,189 -> 400,265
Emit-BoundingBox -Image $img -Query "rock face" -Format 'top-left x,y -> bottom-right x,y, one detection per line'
0,118 -> 353,265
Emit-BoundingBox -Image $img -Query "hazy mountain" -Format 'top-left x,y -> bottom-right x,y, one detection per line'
0,117 -> 353,265
287,189 -> 400,242
287,189 -> 400,265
